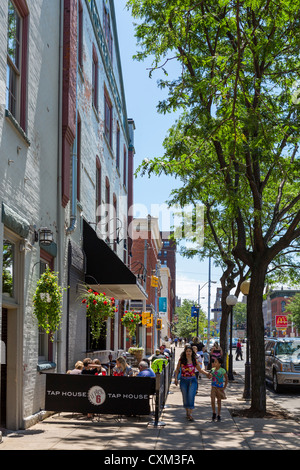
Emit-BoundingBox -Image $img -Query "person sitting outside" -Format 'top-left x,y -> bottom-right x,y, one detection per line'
113,356 -> 133,376
67,360 -> 83,374
93,358 -> 107,375
137,361 -> 156,377
151,350 -> 168,373
81,358 -> 98,375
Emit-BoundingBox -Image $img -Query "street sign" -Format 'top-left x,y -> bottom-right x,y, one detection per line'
191,306 -> 199,317
159,297 -> 167,313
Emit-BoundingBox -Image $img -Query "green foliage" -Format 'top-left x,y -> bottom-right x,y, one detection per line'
81,288 -> 117,341
121,310 -> 142,337
174,299 -> 206,339
33,268 -> 65,341
285,293 -> 300,330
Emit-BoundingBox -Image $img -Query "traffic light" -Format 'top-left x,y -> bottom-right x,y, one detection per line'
156,318 -> 162,329
151,275 -> 158,287
142,312 -> 153,327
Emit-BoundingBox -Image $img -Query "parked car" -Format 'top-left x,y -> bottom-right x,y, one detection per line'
264,338 -> 300,393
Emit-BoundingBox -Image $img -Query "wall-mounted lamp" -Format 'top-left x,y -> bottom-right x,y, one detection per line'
38,227 -> 54,246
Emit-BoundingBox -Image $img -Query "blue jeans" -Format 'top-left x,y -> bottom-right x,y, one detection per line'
180,377 -> 198,409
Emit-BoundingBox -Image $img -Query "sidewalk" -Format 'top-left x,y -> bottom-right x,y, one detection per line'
1,347 -> 299,451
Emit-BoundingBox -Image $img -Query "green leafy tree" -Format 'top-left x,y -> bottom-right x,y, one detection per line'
127,0 -> 300,415
174,299 -> 206,339
285,294 -> 300,331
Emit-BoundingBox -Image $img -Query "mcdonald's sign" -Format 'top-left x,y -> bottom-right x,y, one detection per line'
275,315 -> 288,329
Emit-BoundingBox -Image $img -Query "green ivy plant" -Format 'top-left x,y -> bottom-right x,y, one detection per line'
33,268 -> 64,342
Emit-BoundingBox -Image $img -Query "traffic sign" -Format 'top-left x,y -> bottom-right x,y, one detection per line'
191,306 -> 199,317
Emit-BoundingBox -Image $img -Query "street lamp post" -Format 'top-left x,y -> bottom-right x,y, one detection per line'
226,294 -> 238,381
240,280 -> 251,399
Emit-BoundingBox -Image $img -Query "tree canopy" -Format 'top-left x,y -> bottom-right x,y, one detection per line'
127,0 -> 300,414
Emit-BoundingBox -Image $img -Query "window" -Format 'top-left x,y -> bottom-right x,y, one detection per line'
96,156 -> 101,223
6,0 -> 29,130
103,2 -> 113,61
77,114 -> 81,201
92,44 -> 98,111
104,90 -> 112,146
116,122 -> 120,169
113,194 -> 117,252
123,146 -> 127,187
2,240 -> 14,298
78,0 -> 83,69
105,177 -> 110,241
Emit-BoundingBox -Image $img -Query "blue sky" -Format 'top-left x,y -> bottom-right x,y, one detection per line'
114,1 -> 224,313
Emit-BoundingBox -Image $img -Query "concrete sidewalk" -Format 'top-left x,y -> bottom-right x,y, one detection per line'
1,348 -> 299,451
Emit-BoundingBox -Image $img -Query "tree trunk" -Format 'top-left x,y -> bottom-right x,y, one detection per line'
247,262 -> 268,415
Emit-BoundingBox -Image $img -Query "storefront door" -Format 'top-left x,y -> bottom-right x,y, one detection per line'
0,308 -> 7,427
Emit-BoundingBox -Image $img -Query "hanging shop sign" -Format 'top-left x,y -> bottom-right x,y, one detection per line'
45,374 -> 155,415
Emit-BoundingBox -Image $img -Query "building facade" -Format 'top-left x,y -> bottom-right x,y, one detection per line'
269,289 -> 300,338
130,216 -> 163,354
0,0 -> 145,431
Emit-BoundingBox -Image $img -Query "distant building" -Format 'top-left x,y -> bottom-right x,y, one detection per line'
269,289 -> 300,337
158,233 -> 176,321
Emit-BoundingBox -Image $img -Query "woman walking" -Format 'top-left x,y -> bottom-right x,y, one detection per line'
174,345 -> 209,421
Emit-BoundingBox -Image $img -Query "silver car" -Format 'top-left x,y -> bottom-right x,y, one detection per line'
265,338 -> 300,393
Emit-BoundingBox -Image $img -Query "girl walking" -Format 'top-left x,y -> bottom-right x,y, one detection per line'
174,345 -> 209,421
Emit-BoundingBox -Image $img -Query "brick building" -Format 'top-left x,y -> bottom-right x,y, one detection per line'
0,0 -> 144,430
158,232 -> 176,327
130,216 -> 163,354
269,290 -> 300,337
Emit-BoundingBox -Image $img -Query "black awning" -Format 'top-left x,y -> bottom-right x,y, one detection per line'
83,220 -> 147,300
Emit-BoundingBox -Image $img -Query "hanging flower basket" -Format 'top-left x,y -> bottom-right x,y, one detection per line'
33,268 -> 64,342
81,288 -> 117,341
121,310 -> 142,337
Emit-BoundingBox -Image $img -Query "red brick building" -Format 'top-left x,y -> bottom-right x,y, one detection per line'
270,290 -> 300,337
130,217 -> 163,354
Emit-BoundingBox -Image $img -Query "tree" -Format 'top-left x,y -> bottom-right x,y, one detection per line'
127,0 -> 300,415
286,293 -> 300,331
174,299 -> 206,339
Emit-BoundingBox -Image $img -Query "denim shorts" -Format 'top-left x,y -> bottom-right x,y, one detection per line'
180,376 -> 198,409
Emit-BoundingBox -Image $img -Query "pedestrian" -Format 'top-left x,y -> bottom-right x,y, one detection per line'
210,341 -> 223,368
192,345 -> 203,386
174,344 -> 209,421
174,337 -> 178,347
236,339 -> 243,360
203,347 -> 209,370
191,336 -> 204,352
209,357 -> 228,422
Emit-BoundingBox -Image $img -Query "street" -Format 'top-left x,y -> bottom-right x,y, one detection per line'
231,344 -> 300,419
